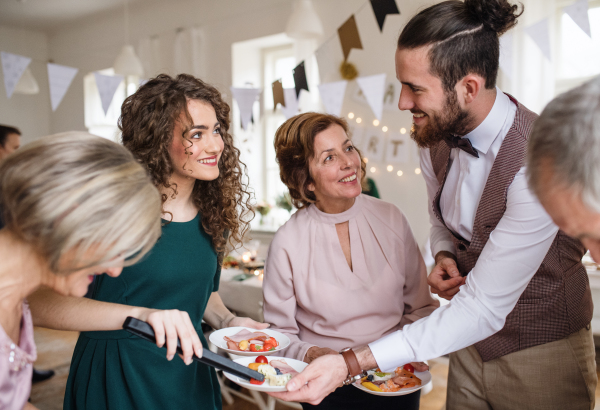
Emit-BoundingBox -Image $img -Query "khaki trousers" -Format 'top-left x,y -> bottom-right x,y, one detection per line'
446,325 -> 597,410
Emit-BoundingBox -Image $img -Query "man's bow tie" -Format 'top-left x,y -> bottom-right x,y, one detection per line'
444,135 -> 479,158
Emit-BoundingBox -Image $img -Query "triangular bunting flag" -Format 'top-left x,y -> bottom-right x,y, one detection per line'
272,79 -> 285,111
318,80 -> 348,117
499,33 -> 513,79
315,38 -> 344,84
47,63 -> 78,112
338,15 -> 363,62
94,72 -> 124,116
293,61 -> 309,99
356,73 -> 387,121
370,0 -> 400,32
230,87 -> 261,130
525,18 -> 552,62
281,88 -> 299,120
1,52 -> 32,99
564,0 -> 591,38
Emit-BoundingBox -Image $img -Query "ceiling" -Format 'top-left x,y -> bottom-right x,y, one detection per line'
0,0 -> 148,32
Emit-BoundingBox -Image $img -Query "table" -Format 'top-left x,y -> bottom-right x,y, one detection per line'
219,268 -> 264,322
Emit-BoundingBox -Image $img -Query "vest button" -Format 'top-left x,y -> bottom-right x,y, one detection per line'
458,244 -> 467,251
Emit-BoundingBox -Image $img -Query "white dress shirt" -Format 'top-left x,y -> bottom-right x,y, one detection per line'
369,89 -> 560,371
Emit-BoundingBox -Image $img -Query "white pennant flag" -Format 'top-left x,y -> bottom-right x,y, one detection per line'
281,88 -> 299,120
356,73 -> 387,121
499,32 -> 514,79
47,63 -> 78,112
564,0 -> 591,38
1,52 -> 32,99
315,38 -> 344,84
230,87 -> 261,130
94,72 -> 124,116
525,18 -> 552,62
318,80 -> 348,117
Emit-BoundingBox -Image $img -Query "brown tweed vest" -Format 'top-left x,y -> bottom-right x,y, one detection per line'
430,96 -> 593,362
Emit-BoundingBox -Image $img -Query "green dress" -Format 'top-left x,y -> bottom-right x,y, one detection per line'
64,213 -> 222,410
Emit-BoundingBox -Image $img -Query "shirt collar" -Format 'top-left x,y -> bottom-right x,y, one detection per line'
463,87 -> 510,156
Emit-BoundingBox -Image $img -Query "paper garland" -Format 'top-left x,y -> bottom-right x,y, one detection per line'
230,87 -> 261,130
356,73 -> 386,121
293,61 -> 309,98
385,131 -> 409,163
315,38 -> 344,84
369,0 -> 400,32
281,88 -> 299,120
1,52 -> 32,99
338,15 -> 363,62
564,0 -> 591,38
318,80 -> 348,117
47,63 -> 78,111
94,72 -> 124,116
525,18 -> 552,62
272,79 -> 285,110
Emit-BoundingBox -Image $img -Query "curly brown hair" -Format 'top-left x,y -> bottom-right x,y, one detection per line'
273,112 -> 367,209
119,73 -> 253,255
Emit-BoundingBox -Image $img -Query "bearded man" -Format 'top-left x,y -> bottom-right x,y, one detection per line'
271,1 -> 596,409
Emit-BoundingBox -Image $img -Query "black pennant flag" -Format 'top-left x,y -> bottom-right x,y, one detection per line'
293,61 -> 309,98
370,0 -> 400,32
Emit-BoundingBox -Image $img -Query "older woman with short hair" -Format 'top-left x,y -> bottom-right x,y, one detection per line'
263,112 -> 439,409
0,132 -> 163,410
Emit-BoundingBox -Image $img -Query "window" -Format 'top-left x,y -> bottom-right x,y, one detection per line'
556,0 -> 600,94
262,45 -> 296,209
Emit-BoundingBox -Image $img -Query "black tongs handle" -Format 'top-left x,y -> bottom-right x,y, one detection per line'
122,316 -> 264,381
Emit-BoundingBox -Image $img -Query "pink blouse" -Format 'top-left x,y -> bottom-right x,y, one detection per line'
263,194 -> 439,361
0,301 -> 37,410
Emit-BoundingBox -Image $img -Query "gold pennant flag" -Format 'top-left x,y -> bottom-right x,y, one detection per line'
272,79 -> 285,111
338,15 -> 363,62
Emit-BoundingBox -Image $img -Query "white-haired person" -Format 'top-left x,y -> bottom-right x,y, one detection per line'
0,132 -> 184,410
528,76 -> 600,262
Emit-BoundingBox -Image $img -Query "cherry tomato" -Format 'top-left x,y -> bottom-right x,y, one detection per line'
255,355 -> 268,364
250,344 -> 264,352
263,341 -> 276,350
250,378 -> 264,385
403,363 -> 415,373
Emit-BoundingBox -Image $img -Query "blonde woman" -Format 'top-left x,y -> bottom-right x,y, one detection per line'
0,132 -> 170,410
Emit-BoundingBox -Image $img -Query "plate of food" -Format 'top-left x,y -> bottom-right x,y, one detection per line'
353,364 -> 431,396
209,327 -> 290,356
223,355 -> 307,392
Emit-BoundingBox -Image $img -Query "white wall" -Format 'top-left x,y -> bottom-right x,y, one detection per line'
2,0 -> 433,244
0,25 -> 51,145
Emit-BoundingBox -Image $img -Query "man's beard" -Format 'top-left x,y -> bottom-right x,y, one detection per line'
410,90 -> 473,149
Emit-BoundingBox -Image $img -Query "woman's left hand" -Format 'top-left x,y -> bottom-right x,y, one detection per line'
226,316 -> 270,330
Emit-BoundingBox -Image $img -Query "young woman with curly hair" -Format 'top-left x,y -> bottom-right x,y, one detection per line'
29,74 -> 265,410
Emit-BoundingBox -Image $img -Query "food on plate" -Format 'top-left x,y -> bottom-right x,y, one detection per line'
255,355 -> 268,364
223,329 -> 279,352
222,255 -> 239,269
246,357 -> 298,386
360,366 -> 422,392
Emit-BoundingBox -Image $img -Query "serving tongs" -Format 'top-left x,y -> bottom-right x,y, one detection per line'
123,316 -> 265,382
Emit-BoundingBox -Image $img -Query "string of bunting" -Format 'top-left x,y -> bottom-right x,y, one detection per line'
0,0 -> 592,125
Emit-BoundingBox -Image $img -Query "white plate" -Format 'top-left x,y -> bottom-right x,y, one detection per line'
223,356 -> 307,392
209,327 -> 290,356
353,370 -> 432,396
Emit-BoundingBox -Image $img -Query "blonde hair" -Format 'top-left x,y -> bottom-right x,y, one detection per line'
0,132 -> 162,274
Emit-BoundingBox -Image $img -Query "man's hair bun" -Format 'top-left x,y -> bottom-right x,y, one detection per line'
465,0 -> 523,35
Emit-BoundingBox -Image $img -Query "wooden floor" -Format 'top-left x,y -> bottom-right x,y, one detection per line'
28,327 -> 599,410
